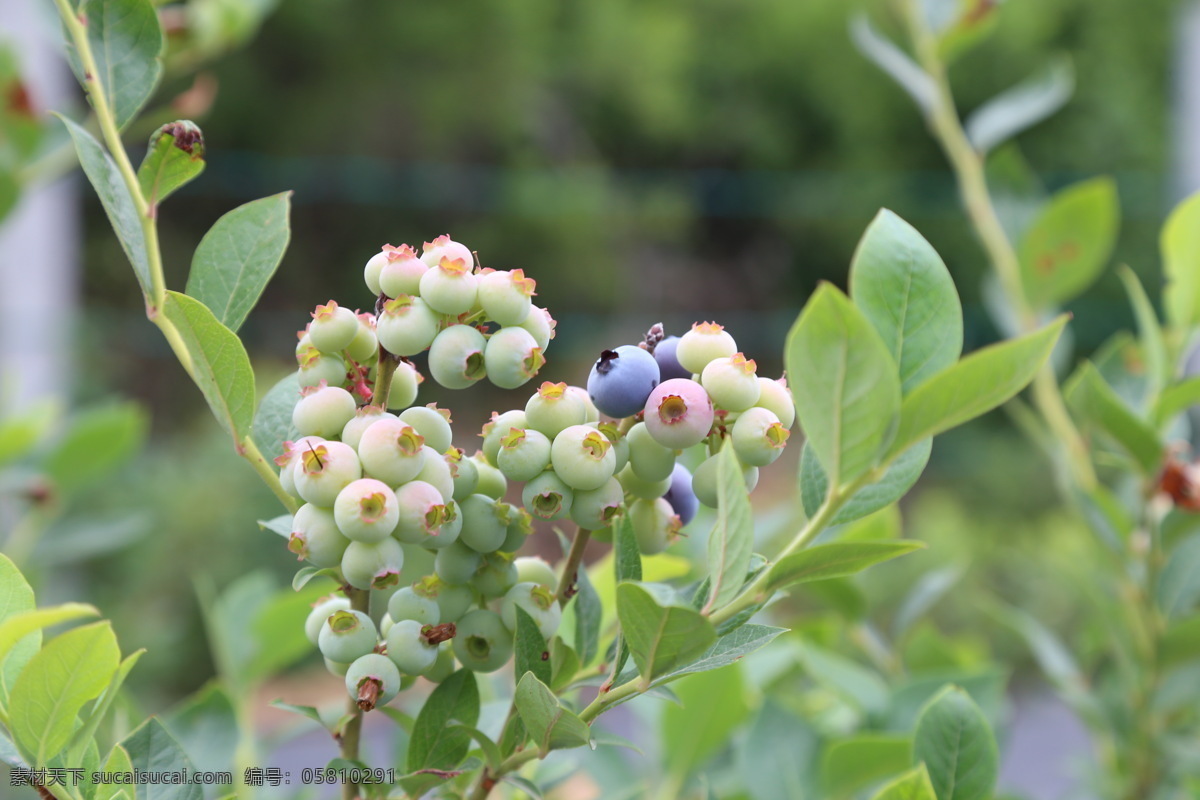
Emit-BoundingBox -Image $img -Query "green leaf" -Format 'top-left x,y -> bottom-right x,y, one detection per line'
1116,266 -> 1168,400
1155,376 -> 1200,426
1064,362 -> 1162,474
94,745 -> 133,800
122,718 -> 203,800
252,372 -> 301,465
185,193 -> 292,332
739,702 -> 816,800
67,649 -> 144,765
406,669 -> 479,772
704,440 -> 754,613
269,700 -> 325,727
58,115 -> 151,294
42,402 -> 147,496
513,672 -> 591,756
850,14 -> 935,114
572,566 -> 601,667
1162,189 -> 1200,330
165,683 -> 238,778
514,607 -> 552,688
138,121 -> 205,207
615,513 -> 642,582
912,686 -> 998,800
0,554 -> 37,711
892,565 -> 965,640
248,583 -> 333,682
1018,177 -> 1119,307
616,583 -> 717,684
162,291 -> 256,442
798,641 -> 889,714
1160,615 -> 1200,667
888,317 -> 1066,459
549,637 -> 582,693
849,209 -> 963,393
291,566 -> 339,591
0,603 -> 99,676
824,735 -> 913,797
0,729 -> 29,769
10,621 -> 120,765
655,624 -> 787,685
258,514 -> 293,538
766,541 -> 925,593
801,438 -> 932,525
965,58 -> 1073,154
787,283 -> 901,489
75,0 -> 164,129
0,404 -> 58,468
1158,534 -> 1200,620
448,724 -> 502,771
871,765 -> 938,800
662,665 -> 749,781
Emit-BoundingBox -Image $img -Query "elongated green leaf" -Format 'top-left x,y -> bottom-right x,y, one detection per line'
850,210 -> 963,392
94,745 -> 134,800
1117,266 -> 1168,399
767,541 -> 925,593
787,283 -> 901,489
850,15 -> 935,114
0,554 -> 37,711
58,116 -> 151,294
269,700 -> 325,727
185,193 -> 292,332
965,58 -> 1073,154
655,624 -> 786,684
162,291 -> 256,442
258,515 -> 293,538
888,317 -> 1066,458
799,641 -> 889,714
0,404 -> 58,468
42,402 -> 147,496
572,566 -> 601,667
893,565 -> 964,640
739,702 -> 816,800
448,724 -> 502,771
10,621 -> 120,765
165,683 -> 238,779
1163,190 -> 1200,330
662,665 -> 749,780
0,603 -> 98,669
514,607 -> 552,687
513,672 -> 591,756
1018,178 -> 1119,307
549,637 -> 581,692
1158,534 -> 1200,620
615,513 -> 642,582
122,718 -> 203,800
74,0 -> 164,129
913,686 -> 998,800
1156,376 -> 1200,426
407,669 -> 479,772
1161,615 -> 1200,666
252,372 -> 301,464
871,765 -> 938,800
616,583 -> 717,684
138,121 -> 205,207
1064,362 -> 1162,474
824,735 -> 913,797
800,438 -> 932,525
705,441 -> 754,612
68,649 -> 143,765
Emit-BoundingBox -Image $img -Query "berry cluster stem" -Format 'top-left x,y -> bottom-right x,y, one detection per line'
339,587 -> 370,800
555,525 -> 591,607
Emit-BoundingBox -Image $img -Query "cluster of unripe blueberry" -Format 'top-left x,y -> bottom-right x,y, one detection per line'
274,235 -> 795,712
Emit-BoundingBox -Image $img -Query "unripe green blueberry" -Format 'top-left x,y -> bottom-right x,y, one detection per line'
691,452 -> 759,508
571,477 -> 625,531
676,321 -> 738,374
297,347 -> 348,390
393,480 -> 448,544
364,247 -> 390,296
341,406 -> 397,451
357,419 -> 427,486
423,642 -> 456,683
305,594 -> 351,645
325,657 -> 351,676
435,540 -> 483,585
294,441 -> 363,507
397,543 -> 436,585
318,609 -> 379,663
341,538 -> 405,591
500,582 -> 561,640
474,553 -> 519,598
398,405 -> 453,453
334,478 -> 400,542
458,494 -> 510,553
276,435 -> 324,499
471,454 -> 508,500
498,505 -> 532,552
484,327 -> 545,390
478,269 -> 537,326
309,302 -> 360,354
289,504 -> 351,568
701,353 -> 761,412
525,382 -> 588,440
386,359 -> 423,411
522,470 -> 574,521
413,446 -> 456,501
346,313 -> 379,364
379,244 -> 428,299
598,422 -> 629,472
617,463 -> 670,500
377,296 -> 440,356
293,384 -> 357,439
426,500 -> 462,550
514,557 -> 557,591
626,421 -> 676,482
420,257 -> 478,315
569,385 -> 601,424
629,497 -> 681,555
385,619 -> 440,675
731,407 -> 790,466
379,613 -> 395,637
550,425 -> 617,491
482,410 -> 528,465
643,378 -> 715,450
388,586 -> 441,625
434,581 -> 475,623
429,324 -> 487,389
496,428 -> 552,483
421,234 -> 474,269
518,305 -> 556,351
346,653 -> 401,710
453,609 -> 513,673
448,448 -> 479,501
755,376 -> 796,429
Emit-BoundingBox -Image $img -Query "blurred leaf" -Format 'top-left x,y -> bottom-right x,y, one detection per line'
1075,485 -> 1134,550
887,318 -> 1067,459
886,669 -> 1007,732
850,209 -> 963,392
1018,178 -> 1119,308
824,734 -> 912,797
258,514 -> 293,538
935,0 -> 999,62
406,669 -> 479,772
0,603 -> 98,672
252,372 -> 301,465
501,775 -> 544,799
514,672 -> 590,756
0,554 -> 38,711
801,438 -> 932,526
122,718 -> 203,800
965,58 -> 1073,154
0,169 -> 16,221
787,283 -> 900,489
10,621 -> 119,766
1064,362 -> 1162,474
804,578 -> 868,619
291,566 -> 339,591
1160,615 -> 1200,667
1155,376 -> 1200,427
197,571 -> 273,693
893,565 -> 964,641
514,607 -> 552,687
448,724 -> 502,771
1116,266 -> 1168,400
1162,190 -> 1200,330
705,440 -> 754,612
616,583 -> 716,684
0,404 -> 58,468
42,402 -> 147,496
72,0 -> 164,129
738,701 -> 815,800
871,765 -> 937,800
836,505 -> 903,543
798,641 -> 889,715
1158,534 -> 1200,620
94,745 -> 133,800
662,665 -> 748,781
767,541 -> 924,593
572,566 -> 601,668
35,513 -> 152,565
987,603 -> 1097,721
166,683 -> 238,780
0,729 -> 29,769
247,582 -> 331,682
185,193 -> 292,333
162,291 -> 255,442
67,649 -> 143,766
655,624 -> 786,685
270,701 -> 325,728
138,121 -> 206,206
57,115 -> 151,294
851,15 -> 935,114
912,686 -> 998,800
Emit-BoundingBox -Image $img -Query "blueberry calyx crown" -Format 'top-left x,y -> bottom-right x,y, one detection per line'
595,349 -> 620,376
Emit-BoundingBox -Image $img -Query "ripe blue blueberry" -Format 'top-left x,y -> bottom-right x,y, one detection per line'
653,335 -> 692,381
586,345 -> 661,419
662,462 -> 699,526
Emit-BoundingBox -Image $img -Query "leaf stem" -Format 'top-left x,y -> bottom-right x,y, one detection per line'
555,525 -> 591,607
242,436 -> 300,513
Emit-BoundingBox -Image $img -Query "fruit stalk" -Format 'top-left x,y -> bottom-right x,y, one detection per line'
339,587 -> 369,800
554,525 -> 591,607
